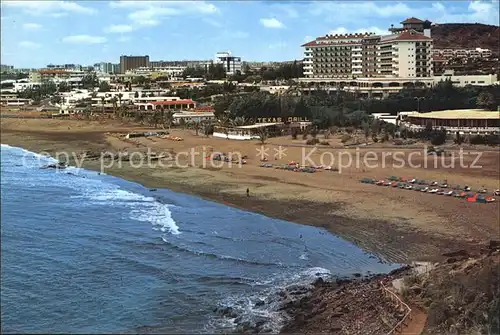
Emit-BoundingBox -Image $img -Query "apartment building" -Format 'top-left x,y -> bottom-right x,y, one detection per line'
119,55 -> 150,74
1,64 -> 14,72
302,33 -> 372,79
128,66 -> 186,79
215,52 -> 242,75
94,62 -> 119,74
377,30 -> 432,78
38,69 -> 86,83
433,48 -> 493,59
46,64 -> 83,71
302,18 -> 433,80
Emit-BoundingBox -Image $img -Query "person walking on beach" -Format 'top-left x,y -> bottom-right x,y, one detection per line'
246,188 -> 250,197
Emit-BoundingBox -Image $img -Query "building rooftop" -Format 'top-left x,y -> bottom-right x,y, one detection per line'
382,30 -> 432,42
401,17 -> 425,24
302,32 -> 374,47
237,122 -> 283,129
149,99 -> 195,106
407,109 -> 500,120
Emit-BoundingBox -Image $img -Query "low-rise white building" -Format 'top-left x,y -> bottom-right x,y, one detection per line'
433,70 -> 498,87
403,109 -> 500,135
372,113 -> 398,125
172,111 -> 215,125
260,85 -> 290,94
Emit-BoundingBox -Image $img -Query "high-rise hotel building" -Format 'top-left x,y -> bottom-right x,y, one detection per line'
302,17 -> 433,80
119,55 -> 150,74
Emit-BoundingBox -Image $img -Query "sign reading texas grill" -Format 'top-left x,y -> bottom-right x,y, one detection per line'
256,117 -> 310,123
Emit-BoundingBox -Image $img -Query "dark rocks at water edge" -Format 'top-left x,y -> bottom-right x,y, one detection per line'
213,281 -> 321,333
41,162 -> 67,169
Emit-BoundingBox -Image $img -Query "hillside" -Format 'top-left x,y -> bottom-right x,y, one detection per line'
432,23 -> 499,52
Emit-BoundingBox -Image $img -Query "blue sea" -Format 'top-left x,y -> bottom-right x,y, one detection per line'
0,144 -> 399,333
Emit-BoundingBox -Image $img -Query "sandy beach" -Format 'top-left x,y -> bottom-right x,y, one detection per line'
2,117 -> 499,264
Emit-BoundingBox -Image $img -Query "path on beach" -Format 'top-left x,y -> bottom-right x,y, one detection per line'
397,305 -> 427,335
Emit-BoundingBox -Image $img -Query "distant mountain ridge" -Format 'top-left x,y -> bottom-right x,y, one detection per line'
431,23 -> 499,52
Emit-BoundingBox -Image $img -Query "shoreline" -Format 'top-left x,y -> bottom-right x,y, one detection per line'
1,119 -> 499,264
2,138 -> 472,264
2,119 -> 499,335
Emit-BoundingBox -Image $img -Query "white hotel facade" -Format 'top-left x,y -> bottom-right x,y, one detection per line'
302,18 -> 433,81
300,18 -> 460,98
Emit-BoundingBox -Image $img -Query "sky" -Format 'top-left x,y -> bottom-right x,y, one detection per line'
1,0 -> 499,68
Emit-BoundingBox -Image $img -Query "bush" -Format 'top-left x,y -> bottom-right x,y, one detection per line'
340,134 -> 352,144
431,131 -> 447,146
470,135 -> 500,146
306,138 -> 320,145
393,139 -> 403,145
320,140 -> 330,145
427,301 -> 451,327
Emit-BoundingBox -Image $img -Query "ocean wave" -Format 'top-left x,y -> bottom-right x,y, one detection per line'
2,144 -> 181,236
1,144 -> 56,167
80,187 -> 180,235
160,237 -> 283,267
132,202 -> 180,235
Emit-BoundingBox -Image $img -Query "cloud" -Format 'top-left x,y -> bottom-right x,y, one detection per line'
203,18 -> 223,27
109,0 -> 218,27
22,23 -> 42,31
118,36 -> 131,42
273,4 -> 299,19
307,1 -> 499,26
62,35 -> 107,44
329,26 -> 387,36
268,42 -> 287,49
109,0 -> 217,13
105,24 -> 134,33
309,2 -> 411,19
2,0 -> 96,15
260,18 -> 285,29
428,0 -> 499,25
18,41 -> 41,49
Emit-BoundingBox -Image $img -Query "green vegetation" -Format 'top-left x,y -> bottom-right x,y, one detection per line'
18,82 -> 57,103
182,63 -> 226,80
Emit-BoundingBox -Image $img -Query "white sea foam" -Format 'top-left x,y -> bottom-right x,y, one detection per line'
2,144 -> 181,236
212,266 -> 332,333
83,185 -> 181,235
1,144 -> 56,166
131,202 -> 180,235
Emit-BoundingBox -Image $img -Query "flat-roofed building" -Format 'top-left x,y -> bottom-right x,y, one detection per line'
136,99 -> 196,112
433,70 -> 498,86
172,111 -> 215,125
403,109 -> 500,134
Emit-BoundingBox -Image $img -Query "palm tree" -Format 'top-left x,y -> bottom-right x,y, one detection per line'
257,127 -> 268,144
216,110 -> 231,139
164,111 -> 174,129
192,120 -> 203,136
117,93 -> 123,118
100,96 -> 105,114
110,96 -> 118,118
230,116 -> 249,127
